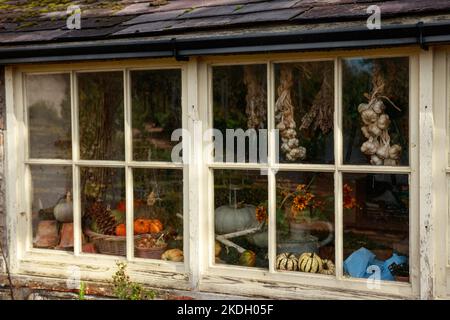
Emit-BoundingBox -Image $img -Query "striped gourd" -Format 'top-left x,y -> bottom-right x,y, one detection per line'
320,259 -> 335,275
298,252 -> 323,273
276,253 -> 298,271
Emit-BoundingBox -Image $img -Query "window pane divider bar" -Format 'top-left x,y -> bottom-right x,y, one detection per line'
267,61 -> 276,274
334,58 -> 343,279
71,70 -> 82,256
25,159 -> 73,165
128,161 -> 184,169
337,165 -> 411,173
124,69 -> 134,260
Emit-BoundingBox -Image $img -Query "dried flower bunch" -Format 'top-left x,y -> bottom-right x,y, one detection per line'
359,63 -> 402,166
244,66 -> 267,129
280,184 -> 323,222
275,65 -> 306,161
255,205 -> 268,224
343,184 -> 358,210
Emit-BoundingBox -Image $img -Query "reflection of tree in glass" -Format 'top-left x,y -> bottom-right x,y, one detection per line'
131,70 -> 181,161
28,95 -> 72,159
78,72 -> 124,161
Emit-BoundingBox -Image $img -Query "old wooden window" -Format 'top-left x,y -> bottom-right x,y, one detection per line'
24,67 -> 185,264
7,50 -> 418,298
206,54 -> 416,294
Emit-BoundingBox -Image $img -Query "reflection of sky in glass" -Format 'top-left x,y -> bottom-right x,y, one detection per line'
344,58 -> 373,74
26,74 -> 68,118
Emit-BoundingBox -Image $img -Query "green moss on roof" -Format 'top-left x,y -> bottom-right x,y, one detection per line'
0,0 -> 126,23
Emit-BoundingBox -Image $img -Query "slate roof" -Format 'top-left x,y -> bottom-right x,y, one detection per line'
1,0 -> 450,45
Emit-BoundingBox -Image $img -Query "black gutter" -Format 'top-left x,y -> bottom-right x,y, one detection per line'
0,21 -> 450,64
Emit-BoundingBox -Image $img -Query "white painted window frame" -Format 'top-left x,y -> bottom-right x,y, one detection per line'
199,49 -> 420,299
4,48 -> 422,299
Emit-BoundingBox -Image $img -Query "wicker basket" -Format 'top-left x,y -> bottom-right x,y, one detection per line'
84,229 -> 137,256
135,243 -> 168,259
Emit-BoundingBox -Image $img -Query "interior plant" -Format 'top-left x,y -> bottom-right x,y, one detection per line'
112,262 -> 156,300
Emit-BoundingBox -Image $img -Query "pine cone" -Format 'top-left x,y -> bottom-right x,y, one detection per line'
88,201 -> 118,235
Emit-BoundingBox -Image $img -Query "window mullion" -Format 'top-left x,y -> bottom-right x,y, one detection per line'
334,58 -> 343,279
267,61 -> 276,273
124,69 -> 134,260
71,70 -> 82,256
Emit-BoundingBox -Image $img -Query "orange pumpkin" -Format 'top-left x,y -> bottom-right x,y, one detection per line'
115,223 -> 126,236
134,219 -> 149,234
147,219 -> 163,233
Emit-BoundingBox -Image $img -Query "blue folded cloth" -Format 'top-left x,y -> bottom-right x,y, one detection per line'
344,247 -> 407,281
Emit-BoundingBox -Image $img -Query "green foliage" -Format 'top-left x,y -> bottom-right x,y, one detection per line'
78,282 -> 86,300
112,262 -> 156,300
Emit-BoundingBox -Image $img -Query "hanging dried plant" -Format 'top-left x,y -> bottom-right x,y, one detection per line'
275,65 -> 306,161
244,66 -> 267,129
299,71 -> 333,134
359,63 -> 402,166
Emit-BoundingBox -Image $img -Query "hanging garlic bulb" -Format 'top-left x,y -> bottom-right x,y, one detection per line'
357,63 -> 403,166
275,65 -> 306,161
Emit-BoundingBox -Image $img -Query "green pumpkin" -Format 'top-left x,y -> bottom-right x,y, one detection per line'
239,250 -> 256,267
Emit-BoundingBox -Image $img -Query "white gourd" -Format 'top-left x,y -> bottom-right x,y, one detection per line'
53,192 -> 73,223
215,204 -> 258,234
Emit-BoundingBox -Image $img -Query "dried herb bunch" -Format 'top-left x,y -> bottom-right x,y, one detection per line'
275,65 -> 306,161
300,70 -> 333,135
244,66 -> 267,129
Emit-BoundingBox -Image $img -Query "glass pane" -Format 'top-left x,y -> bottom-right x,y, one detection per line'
26,74 -> 72,159
78,72 -> 124,161
275,172 -> 335,275
30,165 -> 73,251
133,169 -> 183,261
342,57 -> 409,166
343,173 -> 409,282
131,69 -> 182,162
81,167 -> 126,257
212,65 -> 267,163
274,62 -> 334,164
213,170 -> 268,268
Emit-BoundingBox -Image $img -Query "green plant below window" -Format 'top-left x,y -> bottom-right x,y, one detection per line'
112,262 -> 156,300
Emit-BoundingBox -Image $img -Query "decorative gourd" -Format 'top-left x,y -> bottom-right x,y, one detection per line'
215,204 -> 258,234
298,252 -> 323,273
239,250 -> 256,267
53,192 -> 73,223
115,223 -> 126,236
161,248 -> 184,262
276,253 -> 298,271
215,241 -> 222,257
134,219 -> 148,234
117,200 -> 126,213
147,219 -> 163,233
320,259 -> 335,275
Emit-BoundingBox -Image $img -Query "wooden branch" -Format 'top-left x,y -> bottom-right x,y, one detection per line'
215,225 -> 262,254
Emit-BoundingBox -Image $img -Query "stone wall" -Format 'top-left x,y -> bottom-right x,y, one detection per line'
0,65 -> 6,273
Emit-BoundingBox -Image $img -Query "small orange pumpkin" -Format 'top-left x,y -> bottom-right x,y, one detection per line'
147,219 -> 163,233
134,219 -> 149,234
115,223 -> 126,236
